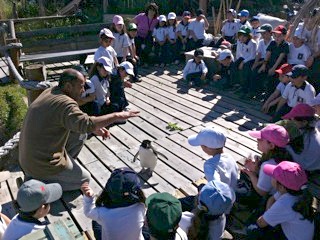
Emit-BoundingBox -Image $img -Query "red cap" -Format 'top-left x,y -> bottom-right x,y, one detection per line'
275,64 -> 293,75
272,25 -> 287,35
282,103 -> 316,119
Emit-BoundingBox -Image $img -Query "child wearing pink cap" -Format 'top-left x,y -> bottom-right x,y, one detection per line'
111,15 -> 131,65
248,161 -> 314,240
242,124 -> 290,198
282,103 -> 320,171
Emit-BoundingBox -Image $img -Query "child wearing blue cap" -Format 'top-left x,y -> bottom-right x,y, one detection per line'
81,168 -> 146,240
179,180 -> 235,239
237,9 -> 251,30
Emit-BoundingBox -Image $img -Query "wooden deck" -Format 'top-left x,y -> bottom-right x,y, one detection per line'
0,59 -> 272,239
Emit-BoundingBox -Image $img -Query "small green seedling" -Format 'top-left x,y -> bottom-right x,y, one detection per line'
166,122 -> 183,131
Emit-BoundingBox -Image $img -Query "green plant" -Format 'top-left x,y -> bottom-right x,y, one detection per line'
0,84 -> 27,145
166,122 -> 183,131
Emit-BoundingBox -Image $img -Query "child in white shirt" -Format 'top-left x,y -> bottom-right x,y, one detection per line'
82,168 -> 146,240
153,15 -> 168,67
111,15 -> 130,64
183,48 -> 208,87
288,28 -> 312,66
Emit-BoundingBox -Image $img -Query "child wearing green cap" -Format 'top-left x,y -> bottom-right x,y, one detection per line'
146,192 -> 188,240
234,25 -> 257,98
127,22 -> 140,82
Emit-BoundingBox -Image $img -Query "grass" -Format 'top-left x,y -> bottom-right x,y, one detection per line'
0,83 -> 27,145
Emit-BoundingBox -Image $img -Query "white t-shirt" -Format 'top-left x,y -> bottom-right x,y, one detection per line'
221,19 -> 240,37
153,27 -> 167,42
282,81 -> 316,107
276,82 -> 287,95
288,43 -> 311,65
83,195 -> 146,240
167,26 -> 177,40
298,23 -> 320,53
176,22 -> 189,37
188,20 -> 206,40
203,153 -> 239,190
2,214 -> 46,240
94,46 -> 117,73
183,59 -> 208,80
263,193 -> 314,240
179,211 -> 226,240
257,38 -> 273,59
236,39 -> 257,63
286,128 -> 320,171
90,75 -> 109,107
257,159 -> 277,194
81,79 -> 95,98
112,32 -> 130,57
252,27 -> 261,41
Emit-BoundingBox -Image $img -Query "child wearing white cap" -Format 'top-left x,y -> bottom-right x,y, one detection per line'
179,180 -> 235,239
90,57 -> 113,115
152,15 -> 168,67
167,12 -> 180,64
100,61 -> 134,115
212,49 -> 235,89
188,126 -> 239,190
3,180 -> 62,240
93,28 -> 119,74
288,28 -> 312,66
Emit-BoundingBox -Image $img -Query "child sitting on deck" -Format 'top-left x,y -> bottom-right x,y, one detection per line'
238,124 -> 290,210
221,9 -> 239,44
153,15 -> 168,67
179,180 -> 235,240
176,11 -> 191,54
247,161 -> 314,240
3,180 -> 62,240
81,167 -> 146,240
261,63 -> 292,114
183,48 -> 208,87
126,23 -> 140,82
212,49 -> 234,89
93,28 -> 118,74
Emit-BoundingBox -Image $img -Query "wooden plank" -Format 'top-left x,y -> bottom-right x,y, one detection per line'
125,93 -> 192,130
126,88 -> 202,127
16,23 -> 106,38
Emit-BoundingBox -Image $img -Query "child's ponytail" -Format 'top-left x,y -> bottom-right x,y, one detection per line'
288,186 -> 314,222
187,206 -> 210,240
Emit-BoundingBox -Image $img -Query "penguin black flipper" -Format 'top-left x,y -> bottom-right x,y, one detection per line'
150,146 -> 168,160
133,151 -> 139,162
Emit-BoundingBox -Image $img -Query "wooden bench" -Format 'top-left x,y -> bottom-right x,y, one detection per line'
16,22 -> 107,64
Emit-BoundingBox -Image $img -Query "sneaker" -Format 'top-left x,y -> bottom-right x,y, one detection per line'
174,60 -> 179,65
159,63 -> 165,68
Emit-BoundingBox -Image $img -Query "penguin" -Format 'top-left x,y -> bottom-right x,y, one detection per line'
133,140 -> 168,173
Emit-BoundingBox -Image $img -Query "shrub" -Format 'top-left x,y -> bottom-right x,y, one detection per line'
0,84 -> 27,146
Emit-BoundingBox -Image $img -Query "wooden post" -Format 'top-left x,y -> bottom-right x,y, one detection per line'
102,0 -> 108,14
199,0 -> 207,14
8,20 -> 16,39
5,38 -> 20,83
38,0 -> 46,16
25,64 -> 47,105
0,26 -> 6,46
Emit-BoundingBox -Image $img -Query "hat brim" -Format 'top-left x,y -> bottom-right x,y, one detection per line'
217,55 -> 227,61
263,164 -> 277,176
125,68 -> 134,76
0,171 -> 10,182
103,65 -> 112,74
257,29 -> 267,33
248,130 -> 262,139
275,69 -> 283,74
183,15 -> 191,19
188,134 -> 201,146
44,183 -> 63,205
101,34 -> 115,39
272,30 -> 282,34
238,30 -> 250,35
282,111 -> 294,119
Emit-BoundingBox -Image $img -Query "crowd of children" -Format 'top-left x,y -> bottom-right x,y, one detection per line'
1,4 -> 320,240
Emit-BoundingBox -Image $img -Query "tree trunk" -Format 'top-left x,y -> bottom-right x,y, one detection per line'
38,0 -> 45,16
199,0 -> 207,14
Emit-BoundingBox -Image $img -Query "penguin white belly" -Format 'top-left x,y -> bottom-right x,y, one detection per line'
139,147 -> 157,171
